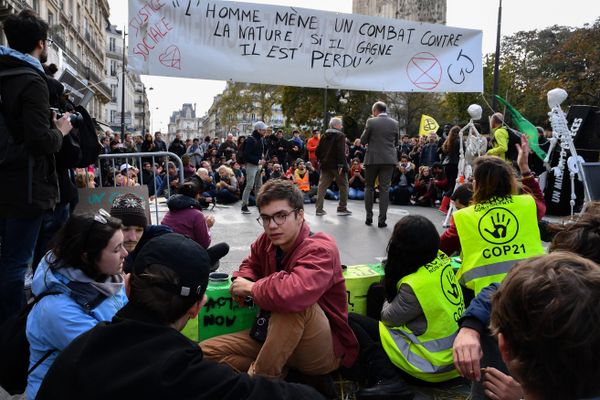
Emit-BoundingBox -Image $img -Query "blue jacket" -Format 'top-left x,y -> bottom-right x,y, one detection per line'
458,283 -> 499,333
243,130 -> 264,165
25,254 -> 127,400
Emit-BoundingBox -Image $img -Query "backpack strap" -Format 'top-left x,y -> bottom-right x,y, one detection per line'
27,350 -> 53,375
26,291 -> 61,376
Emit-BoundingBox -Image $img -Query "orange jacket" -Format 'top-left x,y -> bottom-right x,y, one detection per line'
307,136 -> 320,160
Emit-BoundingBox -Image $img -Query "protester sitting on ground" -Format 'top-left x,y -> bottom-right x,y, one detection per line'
267,163 -> 284,180
25,211 -> 128,399
305,161 -> 320,189
161,182 -> 229,271
110,193 -> 172,274
389,160 -> 415,206
412,166 -> 432,205
156,161 -> 180,198
36,233 -> 323,400
452,204 -> 600,399
190,167 -> 215,206
439,135 -> 545,296
141,162 -> 162,197
214,165 -> 239,204
292,159 -> 316,203
348,215 -> 464,399
181,154 -> 196,179
115,163 -> 139,187
201,180 -> 358,396
489,252 -> 600,400
348,158 -> 366,200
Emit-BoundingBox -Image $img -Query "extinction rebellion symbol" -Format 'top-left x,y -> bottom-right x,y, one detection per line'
406,52 -> 442,90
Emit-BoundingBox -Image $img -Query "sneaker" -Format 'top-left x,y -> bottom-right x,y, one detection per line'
241,205 -> 251,214
316,210 -> 327,216
337,208 -> 352,216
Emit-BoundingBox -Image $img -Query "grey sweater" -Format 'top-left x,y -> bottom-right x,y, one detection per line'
380,283 -> 426,335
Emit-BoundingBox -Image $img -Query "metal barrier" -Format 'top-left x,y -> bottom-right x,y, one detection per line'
97,152 -> 185,222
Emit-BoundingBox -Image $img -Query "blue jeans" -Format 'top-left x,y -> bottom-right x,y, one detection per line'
349,187 -> 365,200
0,215 -> 44,324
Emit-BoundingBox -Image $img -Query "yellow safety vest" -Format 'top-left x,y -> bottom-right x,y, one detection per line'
379,252 -> 464,383
454,194 -> 545,294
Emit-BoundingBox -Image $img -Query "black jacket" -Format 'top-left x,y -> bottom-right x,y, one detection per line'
36,302 -> 323,400
315,128 -> 347,171
243,130 -> 264,165
0,55 -> 63,217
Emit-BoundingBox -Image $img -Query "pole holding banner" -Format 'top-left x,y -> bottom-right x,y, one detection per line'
128,0 -> 483,93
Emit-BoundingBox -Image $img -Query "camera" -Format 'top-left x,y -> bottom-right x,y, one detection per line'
51,107 -> 84,128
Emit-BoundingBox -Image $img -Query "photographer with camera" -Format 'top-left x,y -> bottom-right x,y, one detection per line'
0,10 -> 72,325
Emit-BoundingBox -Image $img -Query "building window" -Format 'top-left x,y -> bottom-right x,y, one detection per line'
32,0 -> 39,12
109,37 -> 116,52
48,12 -> 54,27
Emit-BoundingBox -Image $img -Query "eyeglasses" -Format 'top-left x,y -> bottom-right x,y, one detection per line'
45,38 -> 54,45
256,209 -> 299,226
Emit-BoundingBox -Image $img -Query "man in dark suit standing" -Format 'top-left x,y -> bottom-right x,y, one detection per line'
360,101 -> 399,228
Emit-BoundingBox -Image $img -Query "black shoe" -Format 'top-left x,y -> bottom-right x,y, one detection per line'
241,205 -> 250,214
365,217 -> 373,226
378,222 -> 387,228
356,378 -> 414,400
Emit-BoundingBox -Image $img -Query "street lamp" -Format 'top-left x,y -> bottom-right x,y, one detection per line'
152,107 -> 159,133
120,26 -> 127,140
142,87 -> 153,135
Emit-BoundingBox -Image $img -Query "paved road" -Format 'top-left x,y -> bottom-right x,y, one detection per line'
150,198 -> 448,274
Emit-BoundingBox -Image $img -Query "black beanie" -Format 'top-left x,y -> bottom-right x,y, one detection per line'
110,193 -> 148,228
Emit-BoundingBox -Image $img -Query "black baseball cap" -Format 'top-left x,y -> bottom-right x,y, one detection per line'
132,233 -> 222,299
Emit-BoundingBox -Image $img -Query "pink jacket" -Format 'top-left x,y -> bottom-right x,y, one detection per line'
233,223 -> 359,367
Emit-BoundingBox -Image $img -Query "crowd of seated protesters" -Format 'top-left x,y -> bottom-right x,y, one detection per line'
19,117 -> 600,400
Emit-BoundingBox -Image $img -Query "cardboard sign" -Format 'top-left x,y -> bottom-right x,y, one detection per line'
74,186 -> 151,221
128,0 -> 482,92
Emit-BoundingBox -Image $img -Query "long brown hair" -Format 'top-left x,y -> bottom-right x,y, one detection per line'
472,156 -> 517,203
442,125 -> 460,155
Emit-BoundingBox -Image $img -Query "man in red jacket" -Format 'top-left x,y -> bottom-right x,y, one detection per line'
201,179 -> 358,383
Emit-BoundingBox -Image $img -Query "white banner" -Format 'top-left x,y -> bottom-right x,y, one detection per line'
128,0 -> 483,92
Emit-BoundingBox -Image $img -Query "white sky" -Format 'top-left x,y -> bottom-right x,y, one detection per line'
107,0 -> 600,131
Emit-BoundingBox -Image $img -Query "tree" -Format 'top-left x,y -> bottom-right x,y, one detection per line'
216,82 -> 282,131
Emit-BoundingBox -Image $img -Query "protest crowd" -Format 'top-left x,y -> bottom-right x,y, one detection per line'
1,8 -> 600,400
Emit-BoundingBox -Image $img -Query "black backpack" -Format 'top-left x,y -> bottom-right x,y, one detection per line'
73,104 -> 102,168
0,67 -> 40,167
0,292 -> 59,395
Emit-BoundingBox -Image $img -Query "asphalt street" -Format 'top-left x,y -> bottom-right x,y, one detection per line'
150,198 -> 449,274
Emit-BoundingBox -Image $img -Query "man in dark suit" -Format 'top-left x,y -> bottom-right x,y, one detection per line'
360,101 -> 399,228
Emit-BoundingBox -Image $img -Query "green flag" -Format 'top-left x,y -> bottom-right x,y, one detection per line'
495,95 -> 546,161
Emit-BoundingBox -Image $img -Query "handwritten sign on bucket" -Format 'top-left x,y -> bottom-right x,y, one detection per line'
128,0 -> 482,92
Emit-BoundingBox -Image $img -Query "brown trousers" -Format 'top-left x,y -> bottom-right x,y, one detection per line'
200,303 -> 340,379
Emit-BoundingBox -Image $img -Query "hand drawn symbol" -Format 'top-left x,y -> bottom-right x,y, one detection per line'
159,45 -> 181,70
477,207 -> 519,245
447,49 -> 475,84
441,264 -> 462,305
406,52 -> 442,90
484,213 -> 510,239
